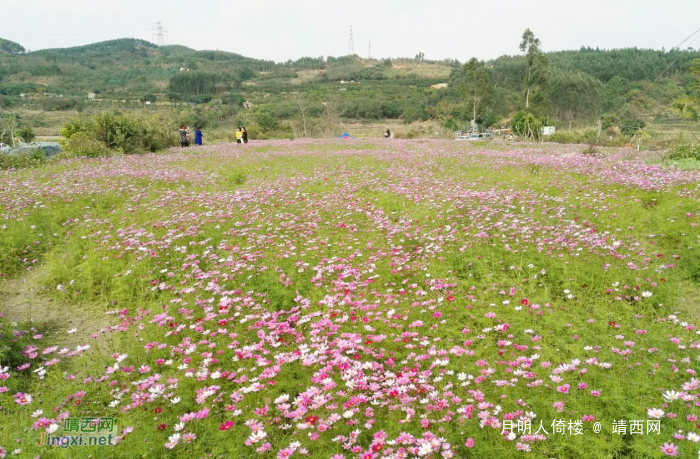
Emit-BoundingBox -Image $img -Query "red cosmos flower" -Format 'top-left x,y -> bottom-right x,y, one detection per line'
608,321 -> 617,327
657,254 -> 663,258
305,415 -> 318,425
155,407 -> 162,414
372,443 -> 384,452
157,424 -> 167,430
218,319 -> 227,326
219,421 -> 234,431
520,298 -> 529,306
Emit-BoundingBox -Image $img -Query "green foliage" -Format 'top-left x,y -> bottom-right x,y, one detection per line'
666,143 -> 700,161
59,133 -> 115,158
221,93 -> 245,106
17,126 -> 35,143
620,117 -> 646,136
0,82 -> 46,96
511,110 -> 543,139
141,93 -> 157,103
457,58 -> 494,122
600,113 -> 620,130
0,148 -> 47,170
237,66 -> 256,81
168,71 -> 223,97
520,28 -> 549,110
60,111 -> 178,155
0,37 -> 26,55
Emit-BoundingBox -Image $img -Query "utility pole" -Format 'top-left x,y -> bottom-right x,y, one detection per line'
348,27 -> 354,56
368,41 -> 371,59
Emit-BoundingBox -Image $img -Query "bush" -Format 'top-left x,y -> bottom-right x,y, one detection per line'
666,143 -> 700,161
59,133 -> 116,158
0,149 -> 48,170
17,126 -> 35,143
60,111 -> 178,155
511,110 -> 543,140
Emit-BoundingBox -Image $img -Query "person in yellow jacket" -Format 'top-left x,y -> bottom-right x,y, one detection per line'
235,127 -> 243,144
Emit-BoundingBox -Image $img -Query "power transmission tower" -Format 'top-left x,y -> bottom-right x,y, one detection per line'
348,27 -> 354,56
153,22 -> 167,46
368,41 -> 371,59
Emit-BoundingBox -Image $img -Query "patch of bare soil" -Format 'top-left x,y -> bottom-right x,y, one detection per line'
0,268 -> 116,353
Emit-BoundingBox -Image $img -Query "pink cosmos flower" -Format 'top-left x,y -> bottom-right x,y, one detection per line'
660,442 -> 678,456
465,438 -> 475,448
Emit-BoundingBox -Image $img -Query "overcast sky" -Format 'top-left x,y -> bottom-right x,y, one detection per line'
3,0 -> 699,62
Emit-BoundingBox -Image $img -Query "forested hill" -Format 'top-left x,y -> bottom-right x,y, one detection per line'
1,37 -> 698,131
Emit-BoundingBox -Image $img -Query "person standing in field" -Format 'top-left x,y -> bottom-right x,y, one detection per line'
235,127 -> 243,144
384,128 -> 391,139
194,126 -> 203,146
179,125 -> 189,147
242,127 -> 248,144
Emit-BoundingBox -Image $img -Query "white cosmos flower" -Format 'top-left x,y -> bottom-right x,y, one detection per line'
647,408 -> 664,419
46,424 -> 59,434
663,390 -> 680,402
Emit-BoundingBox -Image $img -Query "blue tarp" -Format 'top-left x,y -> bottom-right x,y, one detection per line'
337,133 -> 354,139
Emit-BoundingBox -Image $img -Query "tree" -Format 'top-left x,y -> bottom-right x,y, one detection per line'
0,38 -> 26,55
426,100 -> 459,130
458,58 -> 494,125
295,96 -> 309,138
18,127 -> 35,143
674,58 -> 700,120
320,95 -> 346,137
415,52 -> 425,63
519,29 -> 549,109
0,113 -> 20,147
511,110 -> 543,140
141,94 -> 157,103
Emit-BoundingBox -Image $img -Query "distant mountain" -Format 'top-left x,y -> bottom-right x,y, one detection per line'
0,36 -> 698,132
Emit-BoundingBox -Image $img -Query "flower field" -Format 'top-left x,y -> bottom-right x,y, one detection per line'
1,139 -> 700,458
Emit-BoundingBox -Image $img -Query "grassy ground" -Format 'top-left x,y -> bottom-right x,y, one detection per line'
0,139 -> 699,458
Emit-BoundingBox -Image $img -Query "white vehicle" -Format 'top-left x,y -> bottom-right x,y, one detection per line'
455,135 -> 470,141
0,143 -> 10,153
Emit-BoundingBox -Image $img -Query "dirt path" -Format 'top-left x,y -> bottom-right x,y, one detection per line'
0,268 -> 116,352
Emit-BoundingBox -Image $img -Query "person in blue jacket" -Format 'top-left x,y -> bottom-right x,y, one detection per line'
194,126 -> 203,146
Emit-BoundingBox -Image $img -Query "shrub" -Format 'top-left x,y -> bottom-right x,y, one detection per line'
60,111 -> 178,155
666,143 -> 700,161
59,133 -> 116,158
0,148 -> 48,170
511,110 -> 543,140
17,126 -> 35,143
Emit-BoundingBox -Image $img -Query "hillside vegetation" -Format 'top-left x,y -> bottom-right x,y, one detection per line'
0,36 -> 699,141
